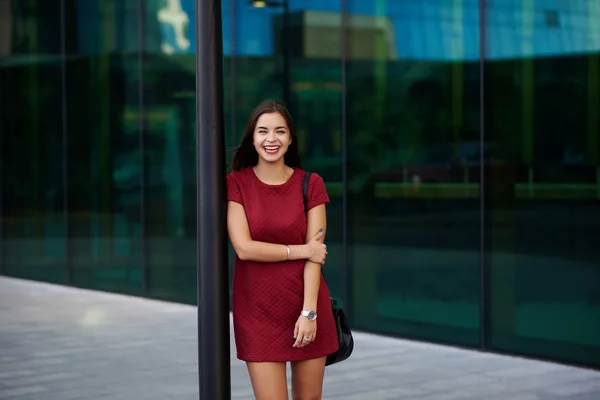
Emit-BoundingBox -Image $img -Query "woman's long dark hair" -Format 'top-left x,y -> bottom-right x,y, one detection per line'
230,99 -> 302,172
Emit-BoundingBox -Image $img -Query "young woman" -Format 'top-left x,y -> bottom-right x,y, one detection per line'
226,99 -> 339,400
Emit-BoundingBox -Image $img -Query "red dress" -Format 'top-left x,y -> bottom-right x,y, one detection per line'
226,167 -> 339,362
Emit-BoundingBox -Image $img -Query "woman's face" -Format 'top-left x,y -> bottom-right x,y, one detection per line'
253,112 -> 292,165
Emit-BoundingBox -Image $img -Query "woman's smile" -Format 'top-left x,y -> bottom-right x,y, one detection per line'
263,145 -> 281,155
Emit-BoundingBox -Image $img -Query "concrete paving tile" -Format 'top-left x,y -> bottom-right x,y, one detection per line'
461,394 -> 544,400
416,373 -> 499,393
408,390 -> 476,400
484,365 -> 568,379
0,385 -> 48,398
332,388 -> 407,400
1,276 -> 599,400
36,387 -> 116,400
541,378 -> 600,397
0,370 -> 36,380
379,386 -> 429,399
2,371 -> 84,388
570,395 -> 600,400
0,357 -> 70,371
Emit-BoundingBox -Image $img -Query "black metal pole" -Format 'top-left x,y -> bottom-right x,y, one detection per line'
195,1 -> 231,399
0,68 -> 3,275
282,0 -> 291,108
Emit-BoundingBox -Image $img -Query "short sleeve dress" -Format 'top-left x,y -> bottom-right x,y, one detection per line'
226,166 -> 339,362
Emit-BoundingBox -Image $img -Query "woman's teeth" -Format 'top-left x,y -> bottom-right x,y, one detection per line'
264,146 -> 279,154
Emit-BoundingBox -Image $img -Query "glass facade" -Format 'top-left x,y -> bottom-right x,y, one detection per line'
1,0 -> 599,369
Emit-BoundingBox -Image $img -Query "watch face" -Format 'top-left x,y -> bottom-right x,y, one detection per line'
302,310 -> 317,320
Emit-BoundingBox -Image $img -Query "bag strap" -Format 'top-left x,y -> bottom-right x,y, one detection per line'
302,171 -> 312,212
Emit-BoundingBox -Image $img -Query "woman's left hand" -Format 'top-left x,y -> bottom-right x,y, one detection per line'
293,315 -> 317,348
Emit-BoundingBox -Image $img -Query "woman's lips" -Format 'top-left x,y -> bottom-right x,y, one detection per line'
263,146 -> 280,155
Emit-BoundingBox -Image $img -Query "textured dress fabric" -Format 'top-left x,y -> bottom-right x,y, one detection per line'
226,167 -> 339,362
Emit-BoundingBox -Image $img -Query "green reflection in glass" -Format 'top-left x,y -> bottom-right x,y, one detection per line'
1,0 -> 67,284
143,2 -> 197,304
346,0 -> 481,347
486,0 -> 600,368
66,0 -> 143,294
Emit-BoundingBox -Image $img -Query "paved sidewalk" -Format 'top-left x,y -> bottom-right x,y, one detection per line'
1,277 -> 599,400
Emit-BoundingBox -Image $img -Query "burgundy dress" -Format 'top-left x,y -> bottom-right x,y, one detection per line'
226,167 -> 339,362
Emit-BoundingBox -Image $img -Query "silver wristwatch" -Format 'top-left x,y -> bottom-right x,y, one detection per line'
300,310 -> 317,321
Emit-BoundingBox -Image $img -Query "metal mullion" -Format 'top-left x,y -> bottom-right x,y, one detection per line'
60,0 -> 71,285
138,0 -> 148,296
341,0 -> 350,317
478,0 -> 487,351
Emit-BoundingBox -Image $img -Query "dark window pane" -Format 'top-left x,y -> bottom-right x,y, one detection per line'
65,0 -> 143,294
485,0 -> 600,367
1,0 -> 67,284
143,0 -> 197,303
346,0 -> 482,347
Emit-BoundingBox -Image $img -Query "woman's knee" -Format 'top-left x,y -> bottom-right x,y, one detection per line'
291,388 -> 321,400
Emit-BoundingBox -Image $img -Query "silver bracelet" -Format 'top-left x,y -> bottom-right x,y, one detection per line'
285,245 -> 290,260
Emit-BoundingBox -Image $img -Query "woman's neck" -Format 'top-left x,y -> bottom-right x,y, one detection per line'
253,162 -> 291,185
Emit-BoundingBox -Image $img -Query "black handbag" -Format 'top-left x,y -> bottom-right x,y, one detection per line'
303,172 -> 354,366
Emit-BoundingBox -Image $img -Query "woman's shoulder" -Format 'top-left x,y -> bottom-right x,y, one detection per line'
297,168 -> 325,185
227,167 -> 253,182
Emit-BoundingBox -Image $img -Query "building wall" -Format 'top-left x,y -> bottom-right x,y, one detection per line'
1,0 -> 599,369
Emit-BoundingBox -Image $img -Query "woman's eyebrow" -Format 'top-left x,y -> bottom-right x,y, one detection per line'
256,125 -> 287,130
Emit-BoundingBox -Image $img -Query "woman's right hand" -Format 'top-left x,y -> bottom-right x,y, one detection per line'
305,229 -> 327,264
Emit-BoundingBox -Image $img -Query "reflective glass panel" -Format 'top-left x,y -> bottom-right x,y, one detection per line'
143,0 -> 197,303
65,0 -> 143,294
346,0 -> 482,346
1,0 -> 67,284
485,0 -> 600,367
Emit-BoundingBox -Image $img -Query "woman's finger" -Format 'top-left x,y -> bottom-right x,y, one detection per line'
299,329 -> 312,347
300,330 -> 313,347
293,332 -> 304,348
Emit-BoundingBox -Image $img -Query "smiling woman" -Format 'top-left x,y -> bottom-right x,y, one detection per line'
226,99 -> 338,399
231,99 -> 302,171
254,112 -> 292,162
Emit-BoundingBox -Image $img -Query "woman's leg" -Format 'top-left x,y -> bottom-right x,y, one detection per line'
246,361 -> 289,400
290,356 -> 327,400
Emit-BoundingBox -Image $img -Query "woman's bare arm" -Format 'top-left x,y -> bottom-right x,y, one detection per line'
227,201 -> 310,262
302,204 -> 326,312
